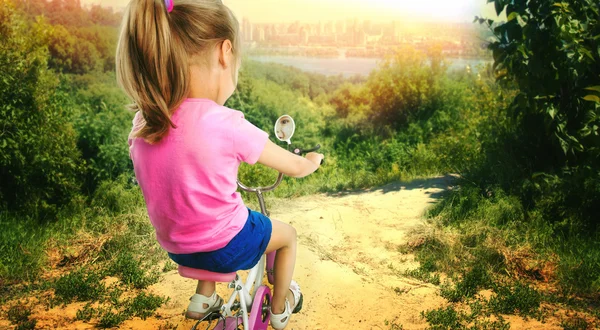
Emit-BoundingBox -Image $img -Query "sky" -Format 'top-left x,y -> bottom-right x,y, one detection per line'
81,0 -> 503,23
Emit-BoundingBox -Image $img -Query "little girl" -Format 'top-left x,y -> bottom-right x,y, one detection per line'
115,0 -> 323,328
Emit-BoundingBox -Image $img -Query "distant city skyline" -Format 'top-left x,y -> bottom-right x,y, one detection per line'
80,0 -> 505,23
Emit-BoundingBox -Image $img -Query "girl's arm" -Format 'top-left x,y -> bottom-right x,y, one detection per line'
257,140 -> 323,178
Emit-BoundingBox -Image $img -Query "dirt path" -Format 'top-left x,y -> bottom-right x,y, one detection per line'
134,176 -> 453,329
137,175 -> 563,330
11,176 -> 563,329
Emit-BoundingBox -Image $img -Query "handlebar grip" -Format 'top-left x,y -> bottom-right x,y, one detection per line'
292,144 -> 322,155
304,144 -> 321,153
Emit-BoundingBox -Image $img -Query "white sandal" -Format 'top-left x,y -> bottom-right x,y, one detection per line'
270,280 -> 303,330
186,291 -> 223,321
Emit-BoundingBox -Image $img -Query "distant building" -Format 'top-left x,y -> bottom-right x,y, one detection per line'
265,25 -> 273,41
325,21 -> 333,35
364,20 -> 371,34
242,17 -> 253,42
366,33 -> 383,44
300,28 -> 309,44
356,30 -> 367,46
336,20 -> 346,34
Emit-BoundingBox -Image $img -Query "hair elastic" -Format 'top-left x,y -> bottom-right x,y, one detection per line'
164,0 -> 174,13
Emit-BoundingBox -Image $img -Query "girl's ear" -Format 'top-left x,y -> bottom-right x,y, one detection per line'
218,40 -> 233,68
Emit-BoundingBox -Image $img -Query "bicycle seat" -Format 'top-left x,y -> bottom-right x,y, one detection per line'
178,265 -> 236,282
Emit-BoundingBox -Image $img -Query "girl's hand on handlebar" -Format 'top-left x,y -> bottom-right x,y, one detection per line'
257,140 -> 320,178
306,152 -> 324,166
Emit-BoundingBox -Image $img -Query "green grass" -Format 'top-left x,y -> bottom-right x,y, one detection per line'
409,183 -> 600,327
71,289 -> 167,327
421,306 -> 462,329
488,281 -> 542,318
76,303 -> 97,322
48,245 -> 166,325
404,256 -> 442,286
86,291 -> 168,328
555,238 -> 600,295
440,265 -> 492,303
107,251 -> 159,289
53,268 -> 106,304
0,212 -> 51,283
162,260 -> 178,273
7,303 -> 37,330
397,236 -> 452,286
97,308 -> 129,329
422,304 -> 512,330
560,316 -> 590,330
427,183 -> 600,296
124,292 -> 168,320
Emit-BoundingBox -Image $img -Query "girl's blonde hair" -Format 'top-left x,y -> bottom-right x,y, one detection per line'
116,0 -> 241,144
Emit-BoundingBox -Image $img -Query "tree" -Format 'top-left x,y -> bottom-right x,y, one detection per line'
0,1 -> 83,218
48,24 -> 101,74
483,0 -> 600,167
365,46 -> 446,131
480,0 -> 600,228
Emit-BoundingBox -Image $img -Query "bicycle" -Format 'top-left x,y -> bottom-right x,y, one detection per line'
177,114 -> 321,330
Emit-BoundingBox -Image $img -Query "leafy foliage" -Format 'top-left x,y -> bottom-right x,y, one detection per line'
478,0 -> 600,226
0,1 -> 84,217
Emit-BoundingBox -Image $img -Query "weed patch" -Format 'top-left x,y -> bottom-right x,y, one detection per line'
53,268 -> 106,304
6,303 -> 37,330
76,291 -> 167,328
97,308 -> 129,329
422,305 -> 511,330
107,252 -> 159,289
488,281 -> 541,318
124,292 -> 168,320
560,316 -> 590,330
440,265 -> 492,303
404,254 -> 441,285
75,302 -> 98,322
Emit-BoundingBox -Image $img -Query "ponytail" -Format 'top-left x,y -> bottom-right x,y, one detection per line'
116,0 -> 241,144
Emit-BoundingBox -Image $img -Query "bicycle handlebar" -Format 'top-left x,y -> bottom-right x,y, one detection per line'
237,172 -> 284,193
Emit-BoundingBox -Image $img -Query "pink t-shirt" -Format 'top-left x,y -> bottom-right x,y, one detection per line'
128,99 -> 269,254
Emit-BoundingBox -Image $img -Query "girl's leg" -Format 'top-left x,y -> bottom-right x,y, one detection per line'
264,219 -> 298,314
186,280 -> 217,319
195,280 -> 216,296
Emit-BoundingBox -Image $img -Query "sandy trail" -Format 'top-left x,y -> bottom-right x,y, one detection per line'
6,176 -> 564,329
137,176 -> 453,330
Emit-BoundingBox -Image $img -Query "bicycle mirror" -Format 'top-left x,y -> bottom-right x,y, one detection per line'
274,115 -> 295,145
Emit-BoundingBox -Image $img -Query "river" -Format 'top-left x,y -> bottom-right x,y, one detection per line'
249,55 -> 491,77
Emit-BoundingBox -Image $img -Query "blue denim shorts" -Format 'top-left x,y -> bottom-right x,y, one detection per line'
168,208 -> 272,273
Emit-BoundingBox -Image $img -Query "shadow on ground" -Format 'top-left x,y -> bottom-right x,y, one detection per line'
326,174 -> 458,199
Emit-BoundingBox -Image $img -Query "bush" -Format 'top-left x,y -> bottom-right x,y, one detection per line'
0,2 -> 84,218
92,175 -> 143,215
